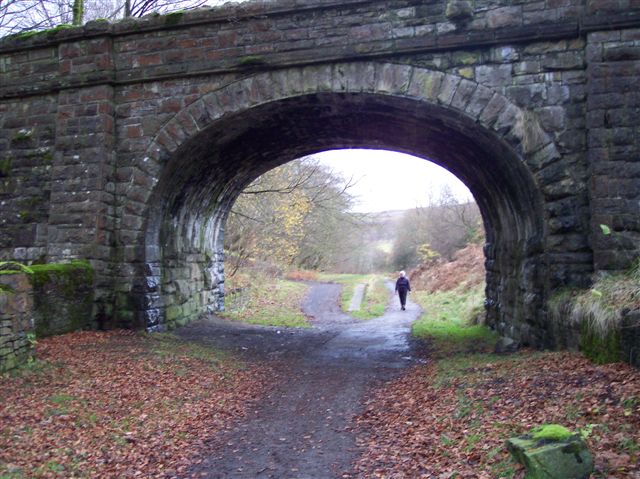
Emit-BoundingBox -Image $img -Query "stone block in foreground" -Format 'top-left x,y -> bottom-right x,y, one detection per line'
506,434 -> 593,479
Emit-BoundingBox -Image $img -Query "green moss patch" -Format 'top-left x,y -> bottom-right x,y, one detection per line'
237,55 -> 267,67
164,11 -> 184,26
580,320 -> 621,364
0,261 -> 34,275
30,260 -> 93,294
530,424 -> 573,442
0,157 -> 12,177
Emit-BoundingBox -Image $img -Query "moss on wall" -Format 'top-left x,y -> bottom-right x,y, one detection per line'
29,260 -> 94,338
30,260 -> 93,291
580,321 -> 621,364
0,157 -> 11,177
164,11 -> 184,26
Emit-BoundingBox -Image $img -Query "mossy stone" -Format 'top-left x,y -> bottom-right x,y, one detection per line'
507,432 -> 593,479
445,0 -> 474,22
165,305 -> 182,323
164,11 -> 184,26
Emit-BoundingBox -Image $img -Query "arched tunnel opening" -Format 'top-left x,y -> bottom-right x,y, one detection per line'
135,91 -> 546,344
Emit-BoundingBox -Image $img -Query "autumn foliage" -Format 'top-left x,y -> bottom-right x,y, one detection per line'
409,243 -> 485,293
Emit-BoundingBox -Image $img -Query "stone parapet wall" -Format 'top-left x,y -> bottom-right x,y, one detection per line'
0,0 -> 637,98
0,273 -> 34,372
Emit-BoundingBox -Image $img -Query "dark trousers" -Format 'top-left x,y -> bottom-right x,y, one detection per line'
398,290 -> 408,307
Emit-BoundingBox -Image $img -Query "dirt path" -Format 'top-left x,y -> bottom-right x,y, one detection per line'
177,281 -> 424,478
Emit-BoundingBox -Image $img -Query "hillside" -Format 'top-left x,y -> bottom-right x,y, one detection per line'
409,243 -> 484,292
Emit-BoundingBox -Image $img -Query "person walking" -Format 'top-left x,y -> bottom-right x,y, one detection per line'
395,270 -> 411,311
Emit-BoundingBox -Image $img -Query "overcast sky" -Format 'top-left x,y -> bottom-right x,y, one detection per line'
312,149 -> 474,213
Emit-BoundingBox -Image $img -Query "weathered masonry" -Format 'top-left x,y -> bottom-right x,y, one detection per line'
0,0 -> 638,346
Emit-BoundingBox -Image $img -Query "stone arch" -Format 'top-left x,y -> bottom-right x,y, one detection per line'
123,62 -> 559,346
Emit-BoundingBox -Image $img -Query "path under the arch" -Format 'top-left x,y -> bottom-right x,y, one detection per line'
176,281 -> 424,478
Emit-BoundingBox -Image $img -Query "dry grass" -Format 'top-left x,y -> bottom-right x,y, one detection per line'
285,270 -> 319,281
551,260 -> 640,337
409,244 -> 485,293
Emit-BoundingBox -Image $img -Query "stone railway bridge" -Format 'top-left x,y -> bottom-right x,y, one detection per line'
1,0 -> 638,347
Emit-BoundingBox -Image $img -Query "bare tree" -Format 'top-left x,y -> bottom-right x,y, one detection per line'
1,1 -> 74,35
123,0 -> 211,18
391,184 -> 483,269
1,0 -> 218,36
225,157 -> 364,275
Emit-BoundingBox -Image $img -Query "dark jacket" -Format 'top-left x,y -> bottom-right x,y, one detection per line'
395,276 -> 411,293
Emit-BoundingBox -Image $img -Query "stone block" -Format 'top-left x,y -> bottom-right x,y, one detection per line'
464,84 -> 494,119
479,93 -> 509,129
437,74 -> 461,105
620,311 -> 640,367
450,78 -> 477,111
486,6 -> 522,29
407,69 -> 444,101
536,106 -> 567,132
375,63 -> 412,95
475,64 -> 512,88
506,84 -> 546,108
507,433 -> 593,479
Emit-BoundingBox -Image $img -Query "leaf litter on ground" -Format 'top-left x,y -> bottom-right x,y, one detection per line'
351,350 -> 640,478
0,330 -> 273,478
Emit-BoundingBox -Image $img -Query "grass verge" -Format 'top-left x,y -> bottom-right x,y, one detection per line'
223,273 -> 310,328
316,273 -> 390,319
411,282 -> 497,355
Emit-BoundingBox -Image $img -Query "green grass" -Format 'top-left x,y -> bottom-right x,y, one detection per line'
316,273 -> 390,320
223,277 -> 310,328
411,283 -> 497,356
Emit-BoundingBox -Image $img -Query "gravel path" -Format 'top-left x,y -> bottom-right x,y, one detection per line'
177,281 -> 424,478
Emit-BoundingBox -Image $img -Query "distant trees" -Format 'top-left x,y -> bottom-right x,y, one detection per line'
0,0 -> 212,36
225,157 -> 366,276
391,184 -> 483,270
227,162 -> 484,276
